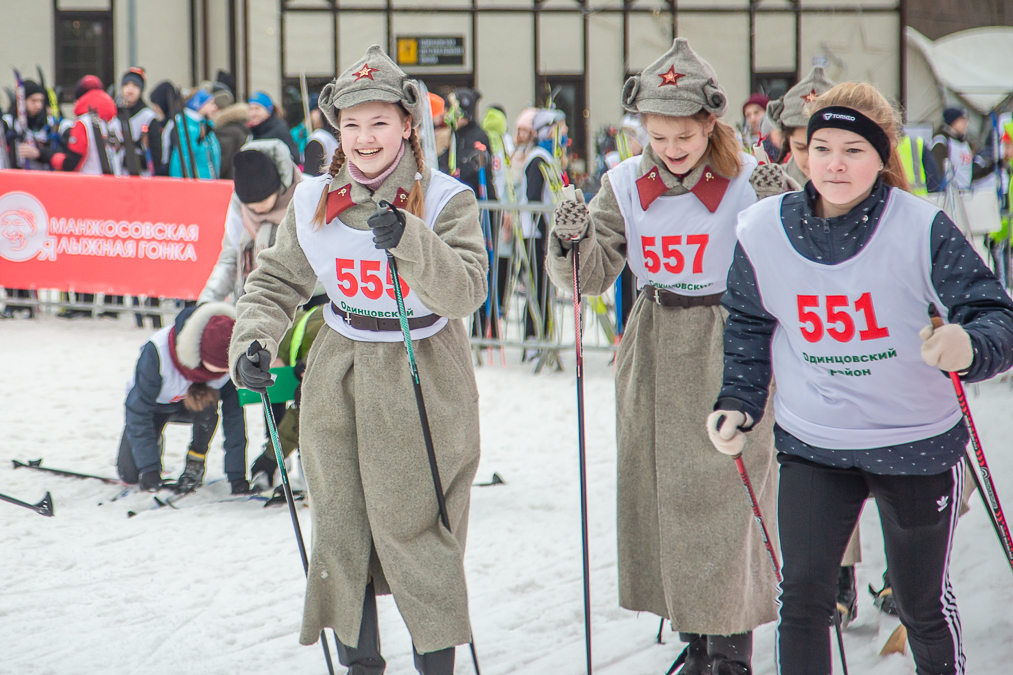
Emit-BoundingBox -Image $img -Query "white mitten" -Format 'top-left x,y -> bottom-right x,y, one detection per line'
920,323 -> 973,372
749,163 -> 801,199
706,410 -> 754,457
552,188 -> 589,242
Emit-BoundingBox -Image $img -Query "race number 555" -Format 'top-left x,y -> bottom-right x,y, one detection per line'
797,293 -> 890,343
641,234 -> 709,274
335,258 -> 410,300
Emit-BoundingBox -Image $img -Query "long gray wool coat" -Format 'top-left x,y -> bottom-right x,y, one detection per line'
546,146 -> 780,635
229,150 -> 487,654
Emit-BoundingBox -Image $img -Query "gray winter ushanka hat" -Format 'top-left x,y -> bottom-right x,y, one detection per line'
622,38 -> 728,118
318,45 -> 426,129
767,66 -> 835,132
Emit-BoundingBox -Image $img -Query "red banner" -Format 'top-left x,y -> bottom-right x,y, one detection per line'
0,171 -> 233,298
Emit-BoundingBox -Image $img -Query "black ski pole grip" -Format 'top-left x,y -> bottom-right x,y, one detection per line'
247,340 -> 263,359
928,303 -> 944,329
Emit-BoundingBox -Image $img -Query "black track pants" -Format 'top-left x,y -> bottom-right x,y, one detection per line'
776,453 -> 965,675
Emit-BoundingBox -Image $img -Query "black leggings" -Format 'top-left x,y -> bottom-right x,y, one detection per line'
776,453 -> 965,675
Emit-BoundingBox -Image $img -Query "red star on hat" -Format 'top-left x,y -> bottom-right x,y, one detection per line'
801,88 -> 819,104
659,66 -> 686,87
354,64 -> 379,81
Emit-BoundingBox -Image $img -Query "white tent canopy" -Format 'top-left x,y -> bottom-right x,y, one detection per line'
906,26 -> 1013,126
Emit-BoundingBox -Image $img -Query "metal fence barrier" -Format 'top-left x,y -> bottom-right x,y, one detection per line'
2,201 -> 623,363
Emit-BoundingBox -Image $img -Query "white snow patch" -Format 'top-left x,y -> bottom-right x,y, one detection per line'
1,317 -> 1012,674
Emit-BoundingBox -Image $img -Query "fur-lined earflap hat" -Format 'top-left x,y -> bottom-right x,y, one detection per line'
318,45 -> 425,130
622,38 -> 728,118
766,66 -> 835,132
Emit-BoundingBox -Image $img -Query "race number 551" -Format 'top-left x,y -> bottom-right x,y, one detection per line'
797,293 -> 889,343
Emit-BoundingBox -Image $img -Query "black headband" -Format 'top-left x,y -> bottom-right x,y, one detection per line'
807,106 -> 891,165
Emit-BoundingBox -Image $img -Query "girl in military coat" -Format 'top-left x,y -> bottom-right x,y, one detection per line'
229,45 -> 487,675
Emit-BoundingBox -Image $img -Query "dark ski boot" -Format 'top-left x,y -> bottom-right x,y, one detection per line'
413,646 -> 455,675
836,565 -> 858,627
139,470 -> 163,492
174,456 -> 206,494
870,570 -> 900,616
666,633 -> 712,675
230,478 -> 257,495
249,450 -> 278,490
708,632 -> 752,675
337,582 -> 386,675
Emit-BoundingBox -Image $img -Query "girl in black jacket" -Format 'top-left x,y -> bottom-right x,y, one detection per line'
708,82 -> 1013,675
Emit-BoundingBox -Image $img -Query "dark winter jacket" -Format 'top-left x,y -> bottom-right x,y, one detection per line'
124,306 -> 246,475
213,103 -> 250,180
717,180 -> 1013,474
117,100 -> 163,176
438,121 -> 497,200
249,114 -> 299,164
931,125 -> 996,184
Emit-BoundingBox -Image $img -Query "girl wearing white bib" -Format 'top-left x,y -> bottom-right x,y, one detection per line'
229,46 -> 487,675
548,39 -> 796,674
709,84 -> 1013,675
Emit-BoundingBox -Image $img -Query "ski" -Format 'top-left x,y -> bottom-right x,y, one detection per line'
474,473 -> 505,487
126,482 -> 304,517
13,458 -> 121,485
0,490 -> 54,517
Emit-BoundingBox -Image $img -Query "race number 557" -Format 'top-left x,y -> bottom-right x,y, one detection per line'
641,234 -> 709,274
797,293 -> 890,343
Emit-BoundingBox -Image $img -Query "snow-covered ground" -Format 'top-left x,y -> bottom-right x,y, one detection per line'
2,316 -> 1012,674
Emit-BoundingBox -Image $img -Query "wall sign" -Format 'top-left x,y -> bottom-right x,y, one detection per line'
396,37 -> 465,67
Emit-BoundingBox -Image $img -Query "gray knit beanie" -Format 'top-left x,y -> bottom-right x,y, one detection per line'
318,45 -> 425,130
622,38 -> 727,118
766,66 -> 835,132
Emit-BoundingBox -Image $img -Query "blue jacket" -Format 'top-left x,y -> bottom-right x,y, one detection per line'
124,307 -> 246,477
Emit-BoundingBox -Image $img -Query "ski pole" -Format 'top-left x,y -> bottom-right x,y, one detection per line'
730,452 -> 851,672
376,202 -> 482,675
0,490 -> 53,517
250,342 -> 336,675
928,305 -> 1013,574
13,458 -> 120,485
561,182 -> 593,675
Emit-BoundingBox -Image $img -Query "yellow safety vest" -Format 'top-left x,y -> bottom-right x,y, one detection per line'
898,135 -> 928,197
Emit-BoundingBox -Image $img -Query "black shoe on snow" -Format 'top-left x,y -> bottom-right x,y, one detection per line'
870,570 -> 899,616
836,565 -> 858,627
249,451 -> 278,489
174,458 -> 206,494
230,478 -> 257,495
139,470 -> 163,492
711,661 -> 750,675
870,582 -> 899,616
667,634 -> 711,675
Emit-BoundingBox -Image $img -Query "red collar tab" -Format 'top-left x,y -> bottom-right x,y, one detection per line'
326,183 -> 354,222
636,167 -> 669,211
394,188 -> 410,209
690,167 -> 729,213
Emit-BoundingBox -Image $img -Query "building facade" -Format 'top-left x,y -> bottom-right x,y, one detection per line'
7,0 -> 904,169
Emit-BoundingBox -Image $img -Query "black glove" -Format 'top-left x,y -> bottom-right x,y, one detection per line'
236,340 -> 275,392
368,201 -> 407,250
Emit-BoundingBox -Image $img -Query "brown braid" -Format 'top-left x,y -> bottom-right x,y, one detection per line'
405,128 -> 426,220
311,144 -> 346,228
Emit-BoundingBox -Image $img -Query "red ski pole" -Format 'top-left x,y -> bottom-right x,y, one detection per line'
928,304 -> 1013,575
732,453 -> 781,583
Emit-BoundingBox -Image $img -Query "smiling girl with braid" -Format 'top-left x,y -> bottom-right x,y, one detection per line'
229,45 -> 487,675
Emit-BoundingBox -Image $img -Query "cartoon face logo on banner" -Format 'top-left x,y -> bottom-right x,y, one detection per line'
0,192 -> 49,262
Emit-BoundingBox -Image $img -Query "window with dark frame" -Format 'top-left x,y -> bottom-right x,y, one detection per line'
537,74 -> 587,172
751,71 -> 798,103
55,11 -> 115,104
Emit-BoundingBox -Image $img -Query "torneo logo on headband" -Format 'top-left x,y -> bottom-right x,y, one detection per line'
822,112 -> 856,122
